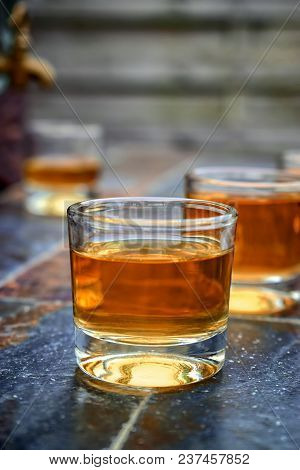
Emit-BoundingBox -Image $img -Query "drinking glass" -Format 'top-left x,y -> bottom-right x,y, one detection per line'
24,120 -> 103,216
282,150 -> 300,175
186,167 -> 300,315
67,197 -> 237,391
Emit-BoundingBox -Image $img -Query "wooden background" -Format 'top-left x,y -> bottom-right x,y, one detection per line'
25,0 -> 300,193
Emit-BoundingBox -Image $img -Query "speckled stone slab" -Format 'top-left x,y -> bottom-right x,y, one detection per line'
0,302 -> 299,450
0,198 -> 63,280
0,250 -> 71,302
0,304 -> 144,450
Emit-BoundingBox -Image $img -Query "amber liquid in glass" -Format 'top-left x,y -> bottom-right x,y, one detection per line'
71,239 -> 233,345
24,155 -> 100,189
24,156 -> 101,216
188,192 -> 300,283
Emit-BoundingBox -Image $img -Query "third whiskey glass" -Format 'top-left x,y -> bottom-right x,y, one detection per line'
24,120 -> 103,216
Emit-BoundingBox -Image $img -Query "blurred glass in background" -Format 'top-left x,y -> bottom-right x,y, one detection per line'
186,167 -> 300,316
283,150 -> 300,175
24,120 -> 103,216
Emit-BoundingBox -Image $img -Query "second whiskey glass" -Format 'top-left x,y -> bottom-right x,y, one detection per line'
186,167 -> 300,315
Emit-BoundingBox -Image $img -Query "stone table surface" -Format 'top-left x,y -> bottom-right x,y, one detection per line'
0,149 -> 299,450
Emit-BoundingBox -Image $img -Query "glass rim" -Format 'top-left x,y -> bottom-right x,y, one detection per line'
283,149 -> 300,163
186,166 -> 300,193
283,149 -> 300,157
29,119 -> 103,139
67,197 -> 237,230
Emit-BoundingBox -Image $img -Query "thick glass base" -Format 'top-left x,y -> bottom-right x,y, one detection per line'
25,187 -> 90,216
75,327 -> 226,391
230,284 -> 298,315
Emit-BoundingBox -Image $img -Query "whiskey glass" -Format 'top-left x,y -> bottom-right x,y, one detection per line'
24,120 -> 103,216
67,197 -> 237,391
186,167 -> 300,315
283,150 -> 300,175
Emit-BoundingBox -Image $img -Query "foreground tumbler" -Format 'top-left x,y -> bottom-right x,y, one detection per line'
68,198 -> 237,391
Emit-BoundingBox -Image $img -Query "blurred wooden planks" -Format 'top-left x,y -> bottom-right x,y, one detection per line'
29,1 -> 300,28
26,0 -> 300,160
